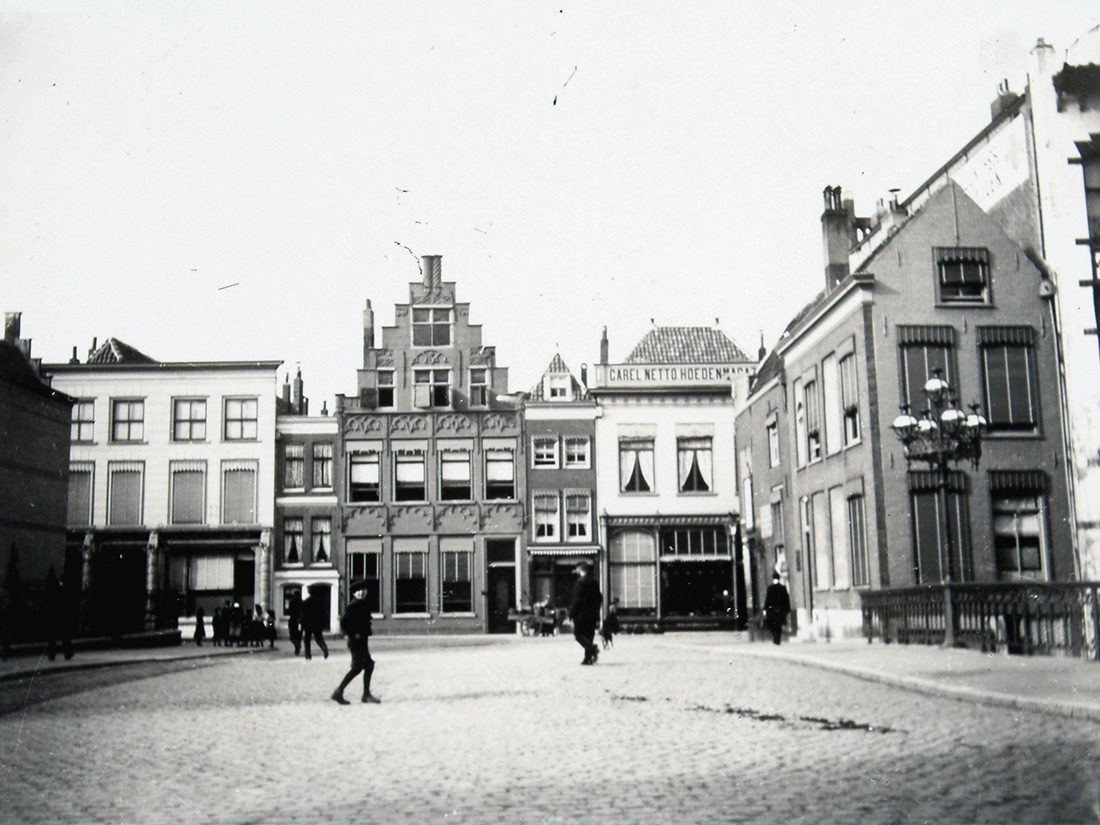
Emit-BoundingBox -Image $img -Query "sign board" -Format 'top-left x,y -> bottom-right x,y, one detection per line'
593,363 -> 752,389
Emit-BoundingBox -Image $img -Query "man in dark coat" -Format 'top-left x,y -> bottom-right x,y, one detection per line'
287,592 -> 303,655
301,590 -> 328,660
763,572 -> 791,646
331,580 -> 380,705
569,561 -> 602,665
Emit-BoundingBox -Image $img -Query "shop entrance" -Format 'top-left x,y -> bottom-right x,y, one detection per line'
93,544 -> 147,636
486,539 -> 516,634
659,561 -> 734,618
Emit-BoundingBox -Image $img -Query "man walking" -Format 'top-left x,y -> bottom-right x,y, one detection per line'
331,580 -> 381,705
301,589 -> 329,660
569,561 -> 602,665
763,572 -> 791,646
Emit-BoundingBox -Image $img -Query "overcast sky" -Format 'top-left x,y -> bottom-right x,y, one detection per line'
3,2 -> 1097,408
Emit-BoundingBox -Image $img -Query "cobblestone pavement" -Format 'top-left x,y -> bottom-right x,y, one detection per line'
1,635 -> 1099,825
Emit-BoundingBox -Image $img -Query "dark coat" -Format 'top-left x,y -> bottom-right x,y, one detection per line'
764,582 -> 791,620
340,597 -> 373,640
569,575 -> 602,625
300,596 -> 323,631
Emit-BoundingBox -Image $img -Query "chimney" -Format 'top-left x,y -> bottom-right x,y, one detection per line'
821,186 -> 851,291
320,401 -> 329,416
292,367 -> 304,414
89,337 -> 98,360
757,331 -> 766,362
990,78 -> 1018,120
421,255 -> 442,290
599,327 -> 609,365
69,346 -> 79,365
580,363 -> 588,388
363,299 -> 374,351
282,374 -> 292,405
4,312 -> 21,344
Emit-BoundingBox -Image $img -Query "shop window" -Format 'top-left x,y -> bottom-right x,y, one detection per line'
609,530 -> 657,610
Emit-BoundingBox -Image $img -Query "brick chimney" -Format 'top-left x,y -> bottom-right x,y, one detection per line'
363,299 -> 374,351
282,374 -> 292,406
421,255 -> 442,290
821,186 -> 852,291
599,327 -> 608,365
989,79 -> 1018,120
4,312 -> 21,344
292,367 -> 304,414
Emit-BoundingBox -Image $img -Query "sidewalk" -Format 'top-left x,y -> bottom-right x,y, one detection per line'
0,643 -> 274,682
662,632 -> 1100,722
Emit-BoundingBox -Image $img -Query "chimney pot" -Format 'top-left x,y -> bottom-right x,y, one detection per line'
70,346 -> 79,364
599,327 -> 609,365
4,312 -> 21,344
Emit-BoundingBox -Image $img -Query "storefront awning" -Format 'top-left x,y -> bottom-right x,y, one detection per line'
659,554 -> 733,563
528,546 -> 601,556
602,514 -> 734,527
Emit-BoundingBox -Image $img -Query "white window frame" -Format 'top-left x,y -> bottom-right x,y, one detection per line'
111,398 -> 145,443
532,436 -> 559,469
413,368 -> 451,409
411,306 -> 453,348
533,492 -> 560,542
440,540 -> 474,615
439,448 -> 472,501
223,397 -> 259,441
71,399 -> 95,443
172,397 -> 208,442
563,436 -> 591,469
107,460 -> 144,525
469,368 -> 489,407
484,448 -> 516,500
283,517 -> 305,565
312,442 -> 334,489
169,460 -> 206,525
565,490 -> 592,542
311,517 -> 333,565
221,459 -> 259,525
394,450 -> 427,502
348,450 -> 382,503
284,443 -> 305,491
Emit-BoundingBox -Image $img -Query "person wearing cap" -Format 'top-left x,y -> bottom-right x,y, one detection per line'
569,561 -> 602,665
331,579 -> 380,705
763,572 -> 791,646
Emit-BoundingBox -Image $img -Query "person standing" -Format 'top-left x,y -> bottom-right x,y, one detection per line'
331,580 -> 381,705
301,589 -> 328,660
569,561 -> 602,665
763,572 -> 791,646
194,606 -> 206,647
287,591 -> 303,656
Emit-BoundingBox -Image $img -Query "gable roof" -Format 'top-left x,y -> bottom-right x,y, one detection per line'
626,326 -> 750,364
0,341 -> 73,403
87,338 -> 156,365
528,352 -> 585,400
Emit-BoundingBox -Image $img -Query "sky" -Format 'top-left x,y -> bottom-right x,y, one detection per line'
2,2 -> 1098,409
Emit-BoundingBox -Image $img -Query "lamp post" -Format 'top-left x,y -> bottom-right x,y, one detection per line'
891,369 -> 987,585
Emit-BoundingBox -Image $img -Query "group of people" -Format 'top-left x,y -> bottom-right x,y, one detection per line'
194,602 -> 276,648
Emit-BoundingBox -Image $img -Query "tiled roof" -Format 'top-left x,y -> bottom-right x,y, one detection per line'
87,338 -> 156,365
528,353 -> 585,401
0,341 -> 71,402
625,327 -> 751,364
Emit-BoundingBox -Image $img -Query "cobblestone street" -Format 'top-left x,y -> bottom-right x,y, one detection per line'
2,636 -> 1099,825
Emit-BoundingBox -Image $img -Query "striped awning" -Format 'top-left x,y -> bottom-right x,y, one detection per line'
988,469 -> 1047,493
602,514 -> 734,527
934,246 -> 989,264
977,326 -> 1037,346
908,470 -> 968,493
897,325 -> 955,346
527,547 -> 600,557
659,554 -> 733,563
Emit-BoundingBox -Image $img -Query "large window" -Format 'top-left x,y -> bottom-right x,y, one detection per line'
619,438 -> 654,493
909,471 -> 971,584
898,327 -> 956,410
485,449 -> 515,499
349,451 -> 381,502
848,494 -> 869,587
394,450 -> 426,501
979,327 -> 1038,433
224,398 -> 258,440
412,307 -> 451,346
609,530 -> 657,610
284,517 -> 304,564
822,354 -> 841,455
827,486 -> 850,589
839,354 -> 861,445
469,368 -> 488,406
394,544 -> 428,613
71,400 -> 94,442
312,518 -> 331,564
533,492 -> 559,541
108,461 -> 143,525
803,380 -> 822,462
793,378 -> 806,467
936,247 -> 990,304
677,437 -> 712,493
313,443 -> 333,488
67,462 -> 93,525
284,444 -> 305,489
767,422 -> 780,467
659,527 -> 728,557
377,369 -> 395,408
222,460 -> 257,524
346,540 -> 382,613
565,492 -> 591,541
173,399 -> 207,442
991,471 -> 1048,580
111,399 -> 144,443
170,461 -> 206,524
413,369 -> 450,408
564,436 -> 590,468
439,448 -> 471,500
441,540 -> 473,613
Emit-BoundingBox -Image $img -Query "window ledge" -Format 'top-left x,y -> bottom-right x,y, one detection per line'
391,612 -> 431,619
619,491 -> 659,496
439,612 -> 477,618
983,430 -> 1043,440
934,302 -> 994,309
843,439 -> 863,451
282,487 -> 306,493
563,463 -> 592,470
223,438 -> 261,443
281,562 -> 305,568
678,491 -> 718,497
173,440 -> 209,445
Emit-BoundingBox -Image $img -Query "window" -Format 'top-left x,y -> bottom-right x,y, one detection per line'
991,472 -> 1048,580
67,462 -> 93,525
822,354 -> 841,455
677,437 -> 712,493
312,518 -> 331,564
394,546 -> 428,613
566,492 -> 591,540
800,495 -> 814,587
803,380 -> 821,462
347,541 -> 382,613
619,438 -> 654,493
412,307 -> 452,346
979,327 -> 1038,433
659,527 -> 728,557
828,487 -> 849,589
413,369 -> 450,408
793,378 -> 806,467
284,518 -> 304,564
441,541 -> 473,613
377,369 -> 395,408
394,450 -> 426,501
349,451 -> 381,502
170,461 -> 205,524
767,422 -> 780,467
548,375 -> 570,399
108,461 -> 143,525
71,400 -> 94,442
469,368 -> 488,406
439,448 -> 471,500
609,530 -> 657,609
485,449 -> 515,499
770,498 -> 785,546
111,399 -> 144,443
224,398 -> 258,440
533,493 -> 559,541
284,444 -> 304,489
909,471 -> 971,584
173,399 -> 207,442
898,327 -> 956,410
848,495 -> 869,587
564,437 -> 590,468
839,354 -> 860,445
313,443 -> 333,487
222,461 -> 257,524
532,436 -> 559,468
936,247 -> 990,303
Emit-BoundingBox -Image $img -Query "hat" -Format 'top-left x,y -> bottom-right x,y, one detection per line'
574,560 -> 592,573
772,572 -> 781,581
350,579 -> 370,593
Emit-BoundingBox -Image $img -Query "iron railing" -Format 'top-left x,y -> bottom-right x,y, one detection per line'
860,581 -> 1100,659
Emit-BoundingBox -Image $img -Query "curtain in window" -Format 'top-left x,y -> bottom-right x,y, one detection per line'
485,450 -> 514,481
441,451 -> 470,481
171,465 -> 205,524
395,453 -> 425,482
284,519 -> 303,564
981,344 -> 1035,429
677,438 -> 712,491
312,519 -> 331,563
351,454 -> 380,483
620,439 -> 653,491
109,465 -> 142,525
67,467 -> 92,525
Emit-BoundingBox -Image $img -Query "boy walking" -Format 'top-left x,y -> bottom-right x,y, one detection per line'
331,580 -> 381,705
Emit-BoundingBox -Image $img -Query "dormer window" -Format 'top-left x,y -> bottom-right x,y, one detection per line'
547,375 -> 571,400
412,307 -> 452,346
936,247 -> 990,304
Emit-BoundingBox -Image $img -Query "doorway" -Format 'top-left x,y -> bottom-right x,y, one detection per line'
486,539 -> 516,634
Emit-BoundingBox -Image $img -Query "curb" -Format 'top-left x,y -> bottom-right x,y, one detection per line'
658,640 -> 1100,724
0,646 -> 275,683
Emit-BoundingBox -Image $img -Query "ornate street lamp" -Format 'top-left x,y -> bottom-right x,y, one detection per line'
891,369 -> 987,583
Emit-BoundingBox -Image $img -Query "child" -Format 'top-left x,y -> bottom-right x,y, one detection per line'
600,599 -> 621,650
